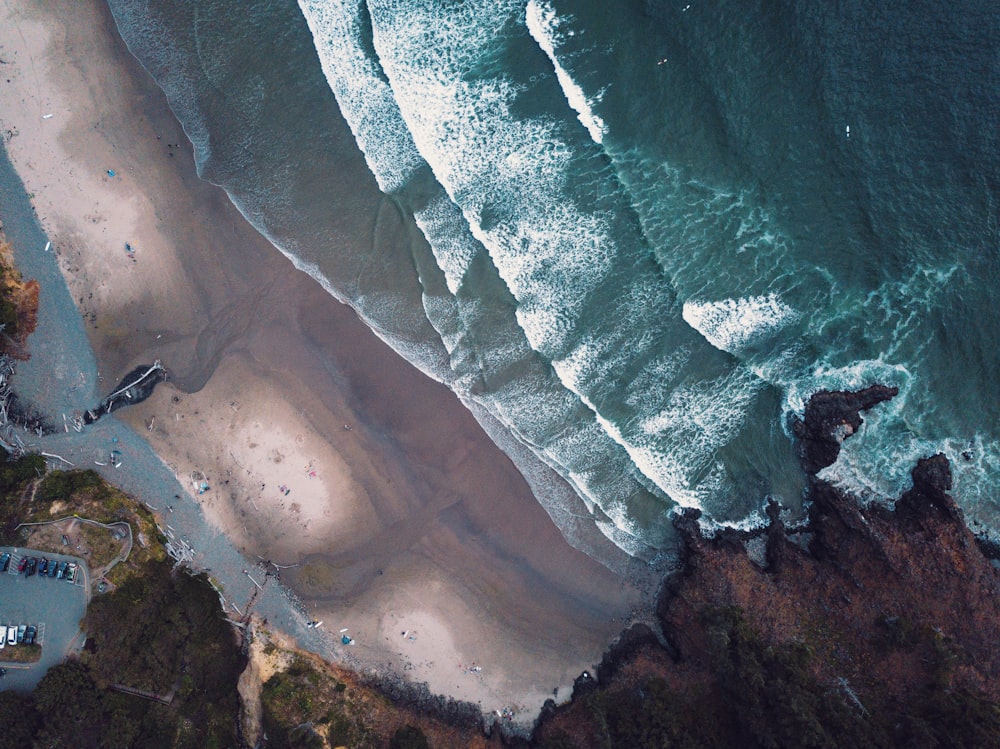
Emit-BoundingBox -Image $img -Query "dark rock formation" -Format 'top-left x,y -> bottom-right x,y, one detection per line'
593,623 -> 665,685
532,387 -> 1000,748
895,453 -> 958,521
792,385 -> 898,474
83,362 -> 166,424
360,672 -> 484,731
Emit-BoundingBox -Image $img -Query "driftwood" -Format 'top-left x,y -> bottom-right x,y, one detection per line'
40,451 -> 74,467
0,354 -> 25,455
84,360 -> 166,425
104,360 -> 164,404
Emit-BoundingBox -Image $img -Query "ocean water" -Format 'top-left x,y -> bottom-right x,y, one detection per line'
106,0 -> 1000,563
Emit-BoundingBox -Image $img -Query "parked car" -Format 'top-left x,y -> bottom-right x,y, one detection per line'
0,552 -> 10,572
17,624 -> 25,643
6,626 -> 15,646
17,557 -> 27,573
56,561 -> 68,579
25,558 -> 37,577
38,558 -> 48,575
48,559 -> 59,578
65,563 -> 77,583
24,625 -> 36,645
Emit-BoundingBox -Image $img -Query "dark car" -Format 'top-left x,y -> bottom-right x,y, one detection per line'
0,552 -> 9,572
17,557 -> 27,573
25,558 -> 37,576
38,558 -> 48,575
56,561 -> 68,579
48,559 -> 59,577
24,625 -> 36,645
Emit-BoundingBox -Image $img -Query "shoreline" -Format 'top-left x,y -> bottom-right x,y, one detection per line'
0,0 -> 650,720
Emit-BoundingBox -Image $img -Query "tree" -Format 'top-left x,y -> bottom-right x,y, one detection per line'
0,690 -> 41,749
390,725 -> 430,749
32,660 -> 107,748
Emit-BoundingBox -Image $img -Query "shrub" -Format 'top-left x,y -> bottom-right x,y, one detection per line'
389,725 -> 430,749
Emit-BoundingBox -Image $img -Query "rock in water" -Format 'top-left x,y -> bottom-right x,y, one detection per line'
792,385 -> 899,474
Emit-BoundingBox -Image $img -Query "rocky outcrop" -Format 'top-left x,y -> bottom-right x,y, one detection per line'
792,385 -> 898,474
593,623 -> 665,684
83,361 -> 167,424
662,452 -> 1000,702
532,387 -> 1000,747
236,635 -> 265,749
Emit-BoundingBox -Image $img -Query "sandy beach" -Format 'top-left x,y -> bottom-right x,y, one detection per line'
0,0 -> 648,718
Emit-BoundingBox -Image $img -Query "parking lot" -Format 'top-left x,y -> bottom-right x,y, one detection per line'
0,547 -> 89,692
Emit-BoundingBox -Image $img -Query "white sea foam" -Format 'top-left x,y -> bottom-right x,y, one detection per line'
682,293 -> 799,355
417,288 -> 480,393
297,0 -> 424,193
786,358 -> 928,506
802,363 -> 1000,538
640,370 -> 763,445
365,0 -> 773,521
293,0 -> 790,559
943,435 -> 1000,519
861,262 -> 962,361
624,349 -> 692,410
686,507 -> 770,541
782,359 -> 912,420
816,407 -> 937,506
595,518 -> 657,561
366,2 -> 614,348
463,399 -> 659,570
412,193 -> 481,295
525,0 -> 608,145
406,181 -> 678,553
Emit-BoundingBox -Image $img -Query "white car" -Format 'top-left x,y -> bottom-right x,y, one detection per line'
5,626 -> 15,646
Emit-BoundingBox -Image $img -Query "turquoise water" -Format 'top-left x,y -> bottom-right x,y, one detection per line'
106,0 -> 1000,562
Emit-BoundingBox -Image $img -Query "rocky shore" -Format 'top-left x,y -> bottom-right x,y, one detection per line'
243,386 -> 1000,747
530,388 -> 1000,748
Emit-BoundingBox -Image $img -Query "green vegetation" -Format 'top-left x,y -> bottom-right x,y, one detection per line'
84,559 -> 244,692
0,290 -> 19,332
390,725 -> 431,749
0,457 -> 243,749
0,234 -> 39,356
0,452 -> 44,540
4,466 -> 167,584
262,655 -> 379,748
0,691 -> 41,749
0,655 -> 236,749
1,642 -> 42,663
36,468 -> 104,502
0,241 -> 28,337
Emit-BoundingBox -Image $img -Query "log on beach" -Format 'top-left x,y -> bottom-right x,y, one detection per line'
84,360 -> 167,424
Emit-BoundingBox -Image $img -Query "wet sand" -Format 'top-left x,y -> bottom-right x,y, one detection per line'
0,0 -> 650,718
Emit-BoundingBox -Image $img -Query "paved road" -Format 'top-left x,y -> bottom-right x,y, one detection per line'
0,547 -> 88,692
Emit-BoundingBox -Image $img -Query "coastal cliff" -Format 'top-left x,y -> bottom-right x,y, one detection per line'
531,389 -> 1000,748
